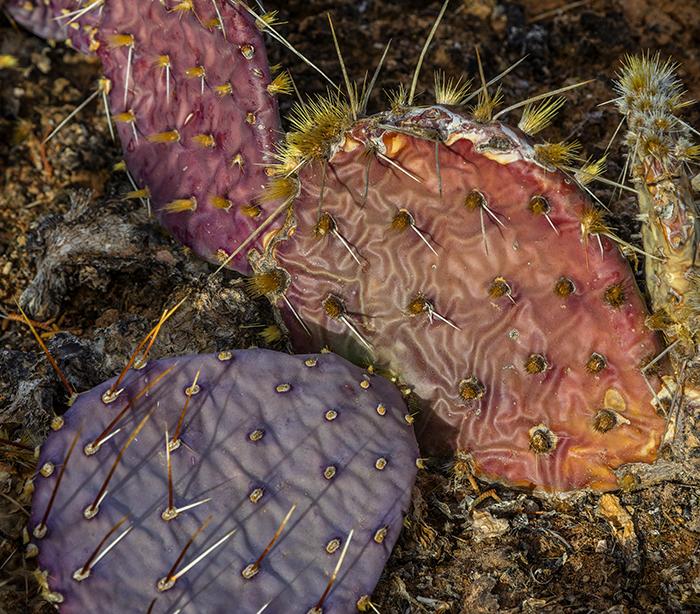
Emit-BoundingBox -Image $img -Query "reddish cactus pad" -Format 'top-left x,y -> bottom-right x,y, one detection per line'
96,0 -> 280,272
8,0 -> 284,273
265,106 -> 666,491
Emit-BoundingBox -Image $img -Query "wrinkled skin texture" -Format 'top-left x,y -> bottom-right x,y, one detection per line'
6,0 -> 282,273
30,350 -> 418,613
97,0 -> 280,273
269,106 -> 666,491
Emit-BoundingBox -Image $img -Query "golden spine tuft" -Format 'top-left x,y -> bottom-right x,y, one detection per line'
285,91 -> 353,163
534,140 -> 582,168
386,84 -> 409,114
256,10 -> 285,30
433,71 -> 472,106
470,85 -> 503,124
267,71 -> 293,96
615,52 -> 698,328
162,198 -> 197,214
518,96 -> 566,136
575,156 -> 607,186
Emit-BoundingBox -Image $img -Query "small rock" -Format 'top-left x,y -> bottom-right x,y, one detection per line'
471,509 -> 509,541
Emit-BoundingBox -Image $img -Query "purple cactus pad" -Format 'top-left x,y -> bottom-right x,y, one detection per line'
5,0 -> 102,53
6,0 -> 284,273
96,0 -> 282,273
29,349 -> 418,613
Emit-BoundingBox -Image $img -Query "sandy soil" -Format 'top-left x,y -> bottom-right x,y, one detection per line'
1,1 -> 700,612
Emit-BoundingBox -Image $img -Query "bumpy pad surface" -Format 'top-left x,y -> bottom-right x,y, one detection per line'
270,106 -> 665,491
8,0 -> 282,272
96,1 -> 280,272
30,350 -> 417,612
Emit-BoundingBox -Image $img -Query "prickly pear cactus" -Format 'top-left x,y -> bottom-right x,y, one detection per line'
615,53 -> 699,340
613,53 -> 700,467
6,0 -> 285,273
29,350 -> 418,612
7,0 -> 671,492
99,2 -> 283,272
252,101 -> 666,491
8,0 -> 700,611
615,54 -> 697,305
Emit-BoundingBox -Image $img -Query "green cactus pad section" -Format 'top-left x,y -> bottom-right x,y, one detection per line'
267,105 -> 666,491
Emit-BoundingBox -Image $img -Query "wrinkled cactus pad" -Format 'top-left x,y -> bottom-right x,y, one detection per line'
264,105 -> 666,491
7,0 -> 283,273
30,349 -> 418,612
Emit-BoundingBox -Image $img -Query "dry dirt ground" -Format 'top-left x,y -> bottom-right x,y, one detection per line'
1,0 -> 700,612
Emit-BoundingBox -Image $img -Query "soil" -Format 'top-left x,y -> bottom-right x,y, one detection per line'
1,0 -> 700,612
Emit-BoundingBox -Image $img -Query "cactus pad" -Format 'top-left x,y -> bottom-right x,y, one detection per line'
7,0 -> 283,273
264,105 -> 666,491
29,350 -> 418,612
96,1 -> 281,273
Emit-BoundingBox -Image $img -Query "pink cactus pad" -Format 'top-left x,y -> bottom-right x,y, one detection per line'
7,0 -> 284,273
96,1 -> 281,273
264,106 -> 666,491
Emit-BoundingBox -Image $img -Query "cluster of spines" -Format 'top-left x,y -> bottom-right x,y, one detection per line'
614,52 -> 699,167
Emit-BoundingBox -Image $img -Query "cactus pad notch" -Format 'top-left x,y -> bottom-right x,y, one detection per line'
29,349 -> 418,612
